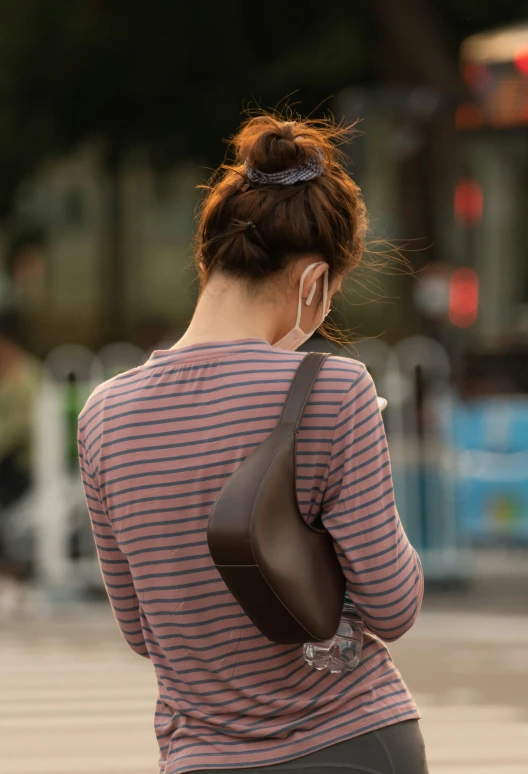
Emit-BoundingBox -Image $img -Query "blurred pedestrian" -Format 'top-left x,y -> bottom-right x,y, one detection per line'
0,309 -> 41,617
79,114 -> 428,774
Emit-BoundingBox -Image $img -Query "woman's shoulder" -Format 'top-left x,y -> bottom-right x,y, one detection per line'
319,354 -> 368,386
77,365 -> 146,433
302,354 -> 371,412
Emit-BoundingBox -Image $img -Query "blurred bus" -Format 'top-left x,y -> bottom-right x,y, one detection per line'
455,23 -> 528,370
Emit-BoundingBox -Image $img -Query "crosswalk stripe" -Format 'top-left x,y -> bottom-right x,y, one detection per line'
1,700 -> 156,716
0,756 -> 158,774
0,714 -> 154,729
432,769 -> 528,774
1,688 -> 155,701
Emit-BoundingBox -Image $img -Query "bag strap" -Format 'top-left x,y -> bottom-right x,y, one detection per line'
279,353 -> 330,430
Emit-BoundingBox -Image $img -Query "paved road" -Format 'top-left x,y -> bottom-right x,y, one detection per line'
1,604 -> 527,774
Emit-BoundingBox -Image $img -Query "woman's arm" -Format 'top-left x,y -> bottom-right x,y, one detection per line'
322,366 -> 424,642
78,436 -> 150,658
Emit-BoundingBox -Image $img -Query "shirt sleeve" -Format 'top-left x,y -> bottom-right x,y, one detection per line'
78,433 -> 149,658
322,365 -> 424,642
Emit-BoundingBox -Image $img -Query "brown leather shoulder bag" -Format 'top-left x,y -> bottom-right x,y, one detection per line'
207,352 -> 346,644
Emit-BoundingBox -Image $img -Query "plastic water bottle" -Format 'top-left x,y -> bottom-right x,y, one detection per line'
303,602 -> 364,673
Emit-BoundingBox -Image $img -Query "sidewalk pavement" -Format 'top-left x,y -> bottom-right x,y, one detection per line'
1,600 -> 527,774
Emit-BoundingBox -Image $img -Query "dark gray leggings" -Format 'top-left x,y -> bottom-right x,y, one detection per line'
194,721 -> 428,774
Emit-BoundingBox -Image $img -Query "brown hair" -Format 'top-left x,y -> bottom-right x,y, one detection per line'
195,113 -> 368,287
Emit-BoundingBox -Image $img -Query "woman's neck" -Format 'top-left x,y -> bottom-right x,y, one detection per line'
173,274 -> 285,350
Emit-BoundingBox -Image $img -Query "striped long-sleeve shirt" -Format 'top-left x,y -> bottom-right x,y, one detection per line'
78,339 -> 423,774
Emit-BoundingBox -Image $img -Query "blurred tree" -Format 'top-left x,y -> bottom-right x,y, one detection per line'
0,0 -> 377,196
0,0 -> 526,336
0,0 -> 376,334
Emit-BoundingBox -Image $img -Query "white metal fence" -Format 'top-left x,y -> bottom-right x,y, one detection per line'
3,336 -> 474,603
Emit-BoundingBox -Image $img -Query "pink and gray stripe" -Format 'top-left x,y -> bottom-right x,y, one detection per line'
78,339 -> 423,774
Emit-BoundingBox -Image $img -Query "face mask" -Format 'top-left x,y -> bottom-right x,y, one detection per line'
273,261 -> 329,351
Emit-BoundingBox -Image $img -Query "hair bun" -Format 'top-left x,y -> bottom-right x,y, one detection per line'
196,110 -> 367,287
236,117 -> 322,176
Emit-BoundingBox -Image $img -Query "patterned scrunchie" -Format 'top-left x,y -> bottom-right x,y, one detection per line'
244,150 -> 324,186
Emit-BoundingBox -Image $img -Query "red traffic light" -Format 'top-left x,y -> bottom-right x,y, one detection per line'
454,179 -> 484,226
449,268 -> 479,328
514,49 -> 528,76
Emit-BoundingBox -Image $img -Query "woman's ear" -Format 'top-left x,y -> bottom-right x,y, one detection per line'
301,262 -> 329,304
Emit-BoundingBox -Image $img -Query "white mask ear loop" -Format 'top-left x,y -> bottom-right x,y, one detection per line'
306,281 -> 317,306
294,263 -> 320,327
321,266 -> 329,320
306,265 -> 329,322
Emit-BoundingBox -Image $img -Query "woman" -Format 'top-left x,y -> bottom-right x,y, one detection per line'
78,115 -> 428,774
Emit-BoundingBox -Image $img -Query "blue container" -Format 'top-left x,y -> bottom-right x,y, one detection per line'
445,398 -> 528,542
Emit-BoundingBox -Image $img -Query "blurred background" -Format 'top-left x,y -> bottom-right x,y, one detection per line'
0,2 -> 528,773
